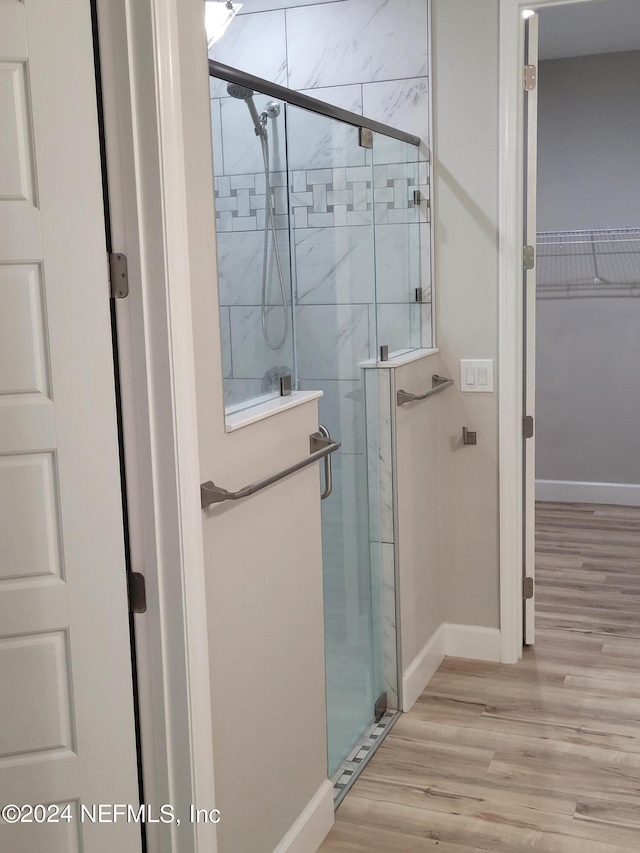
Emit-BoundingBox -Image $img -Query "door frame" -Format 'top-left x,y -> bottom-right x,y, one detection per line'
498,0 -> 601,664
95,1 -> 218,850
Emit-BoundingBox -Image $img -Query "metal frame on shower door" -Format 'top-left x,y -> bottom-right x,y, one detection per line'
209,60 -> 422,146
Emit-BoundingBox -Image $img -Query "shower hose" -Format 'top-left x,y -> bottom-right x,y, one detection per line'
259,130 -> 289,351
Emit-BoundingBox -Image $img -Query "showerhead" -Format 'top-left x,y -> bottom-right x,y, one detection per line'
226,81 -> 264,136
226,82 -> 254,100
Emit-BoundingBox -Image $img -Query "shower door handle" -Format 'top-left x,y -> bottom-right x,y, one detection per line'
316,424 -> 335,500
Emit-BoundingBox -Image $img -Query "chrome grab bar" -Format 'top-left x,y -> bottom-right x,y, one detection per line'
396,374 -> 454,406
200,429 -> 341,508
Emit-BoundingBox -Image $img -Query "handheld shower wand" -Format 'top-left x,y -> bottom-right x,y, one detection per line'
226,82 -> 288,350
226,83 -> 263,135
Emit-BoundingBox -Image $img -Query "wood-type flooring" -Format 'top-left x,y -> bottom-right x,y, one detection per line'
320,502 -> 640,852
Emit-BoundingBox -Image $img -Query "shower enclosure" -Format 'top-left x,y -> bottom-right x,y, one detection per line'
209,61 -> 432,796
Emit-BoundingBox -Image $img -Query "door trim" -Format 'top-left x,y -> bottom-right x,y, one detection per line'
96,1 -> 218,850
498,0 -> 602,664
89,0 -> 148,843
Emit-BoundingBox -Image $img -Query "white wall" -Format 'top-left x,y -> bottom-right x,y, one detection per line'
426,9 -> 640,640
394,357 -> 443,697
430,0 -> 501,629
394,347 -> 503,708
536,51 -> 640,490
536,298 -> 640,487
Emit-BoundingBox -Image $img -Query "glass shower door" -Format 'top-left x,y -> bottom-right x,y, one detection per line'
372,131 -> 424,354
209,75 -> 296,415
285,103 -> 384,777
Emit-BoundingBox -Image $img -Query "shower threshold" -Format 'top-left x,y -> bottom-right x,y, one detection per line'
332,709 -> 401,807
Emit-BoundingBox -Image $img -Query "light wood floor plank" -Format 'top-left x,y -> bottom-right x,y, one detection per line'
320,502 -> 640,852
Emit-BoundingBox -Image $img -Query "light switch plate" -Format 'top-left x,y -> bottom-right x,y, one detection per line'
460,359 -> 494,392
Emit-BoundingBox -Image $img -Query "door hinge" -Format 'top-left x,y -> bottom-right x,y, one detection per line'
523,245 -> 535,270
523,415 -> 534,439
280,374 -> 292,397
524,65 -> 537,91
128,571 -> 147,614
523,576 -> 534,600
374,692 -> 388,723
108,252 -> 129,299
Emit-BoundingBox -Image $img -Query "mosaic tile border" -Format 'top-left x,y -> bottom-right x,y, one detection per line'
332,709 -> 400,807
214,162 -> 430,232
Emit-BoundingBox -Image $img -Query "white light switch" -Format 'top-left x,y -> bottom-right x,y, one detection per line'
460,359 -> 494,392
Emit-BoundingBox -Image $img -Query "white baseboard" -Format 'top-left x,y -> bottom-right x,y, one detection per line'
272,780 -> 334,853
402,624 -> 445,711
402,623 -> 502,710
536,479 -> 640,507
444,623 -> 502,662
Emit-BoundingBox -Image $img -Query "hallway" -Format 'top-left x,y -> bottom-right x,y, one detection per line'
320,502 -> 640,852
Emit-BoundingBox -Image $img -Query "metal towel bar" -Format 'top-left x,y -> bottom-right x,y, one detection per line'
316,424 -> 334,500
200,430 -> 341,508
396,374 -> 454,406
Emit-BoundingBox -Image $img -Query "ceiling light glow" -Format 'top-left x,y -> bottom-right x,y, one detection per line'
205,1 -> 243,48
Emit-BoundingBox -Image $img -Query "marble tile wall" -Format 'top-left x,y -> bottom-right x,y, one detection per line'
214,172 -> 289,233
212,0 -> 430,142
213,164 -> 428,232
213,160 -> 432,391
210,0 -> 432,404
364,367 -> 398,708
376,542 -> 400,710
285,0 -> 427,91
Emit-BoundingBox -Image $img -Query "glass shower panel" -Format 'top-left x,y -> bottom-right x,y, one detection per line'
210,75 -> 296,414
372,133 -> 423,355
285,104 -> 384,777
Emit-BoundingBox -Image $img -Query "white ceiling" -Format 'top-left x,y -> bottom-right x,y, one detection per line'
538,0 -> 640,60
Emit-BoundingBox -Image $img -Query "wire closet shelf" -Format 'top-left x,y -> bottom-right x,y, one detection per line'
536,228 -> 640,299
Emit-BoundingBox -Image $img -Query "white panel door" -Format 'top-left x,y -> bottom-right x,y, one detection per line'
0,1 -> 142,851
523,12 -> 538,645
